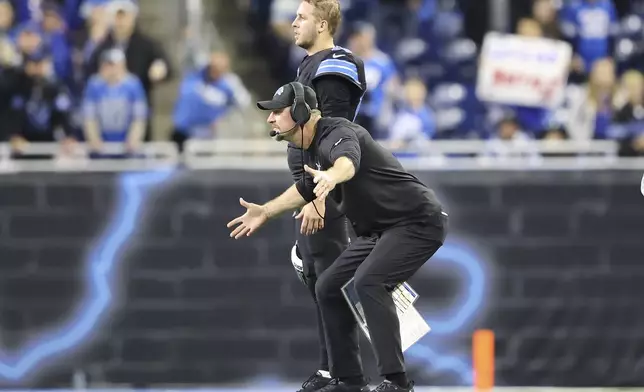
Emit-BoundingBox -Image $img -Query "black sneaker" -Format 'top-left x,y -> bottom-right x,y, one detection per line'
373,380 -> 415,391
297,371 -> 332,392
317,378 -> 370,392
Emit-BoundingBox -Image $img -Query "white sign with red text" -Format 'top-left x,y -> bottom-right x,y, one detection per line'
476,32 -> 573,109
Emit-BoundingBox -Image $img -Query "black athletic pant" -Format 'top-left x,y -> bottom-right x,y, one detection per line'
315,212 -> 448,378
296,211 -> 353,371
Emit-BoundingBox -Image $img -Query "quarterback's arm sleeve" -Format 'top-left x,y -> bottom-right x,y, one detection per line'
313,76 -> 352,119
314,58 -> 362,89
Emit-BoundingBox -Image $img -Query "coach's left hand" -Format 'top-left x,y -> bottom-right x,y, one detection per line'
304,165 -> 337,200
227,198 -> 268,239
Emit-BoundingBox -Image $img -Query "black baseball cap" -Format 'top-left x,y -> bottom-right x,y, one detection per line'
257,83 -> 318,111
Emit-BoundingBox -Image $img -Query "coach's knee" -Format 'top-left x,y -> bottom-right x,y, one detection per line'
353,270 -> 382,298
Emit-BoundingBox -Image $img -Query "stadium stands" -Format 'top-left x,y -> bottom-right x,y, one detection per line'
245,0 -> 644,157
2,0 -> 644,162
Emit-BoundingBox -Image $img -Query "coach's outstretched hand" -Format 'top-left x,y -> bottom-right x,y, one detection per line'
227,198 -> 268,239
304,164 -> 337,200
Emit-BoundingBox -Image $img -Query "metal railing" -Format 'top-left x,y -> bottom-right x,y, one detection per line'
183,139 -> 619,156
0,139 -> 643,173
0,142 -> 178,173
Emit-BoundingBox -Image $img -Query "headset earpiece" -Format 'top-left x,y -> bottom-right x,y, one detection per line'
290,82 -> 311,126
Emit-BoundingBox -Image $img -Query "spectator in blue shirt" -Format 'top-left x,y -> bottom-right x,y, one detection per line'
86,0 -> 173,140
171,51 -> 236,151
82,48 -> 147,154
39,1 -> 73,84
389,77 -> 436,150
347,22 -> 399,140
561,0 -> 618,77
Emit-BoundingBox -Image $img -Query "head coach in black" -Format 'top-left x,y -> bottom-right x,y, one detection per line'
283,1 -> 367,391
227,82 -> 448,392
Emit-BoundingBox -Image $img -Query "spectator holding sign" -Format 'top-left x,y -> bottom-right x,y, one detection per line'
488,18 -> 563,139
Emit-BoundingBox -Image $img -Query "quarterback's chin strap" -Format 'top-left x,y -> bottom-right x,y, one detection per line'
290,241 -> 307,285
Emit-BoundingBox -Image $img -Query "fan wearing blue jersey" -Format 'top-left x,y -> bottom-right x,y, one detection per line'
171,51 -> 236,151
82,48 -> 147,154
347,22 -> 399,140
560,0 -> 618,75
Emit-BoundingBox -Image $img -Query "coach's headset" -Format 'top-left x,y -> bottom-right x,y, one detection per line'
269,82 -> 325,221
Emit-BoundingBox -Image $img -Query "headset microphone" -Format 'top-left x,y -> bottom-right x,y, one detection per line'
270,124 -> 299,141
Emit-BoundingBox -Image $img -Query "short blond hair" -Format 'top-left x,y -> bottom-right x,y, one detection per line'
303,0 -> 342,36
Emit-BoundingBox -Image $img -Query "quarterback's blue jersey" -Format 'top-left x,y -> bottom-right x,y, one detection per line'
82,74 -> 148,142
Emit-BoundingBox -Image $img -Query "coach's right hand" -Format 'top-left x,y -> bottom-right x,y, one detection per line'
227,198 -> 268,239
294,199 -> 325,235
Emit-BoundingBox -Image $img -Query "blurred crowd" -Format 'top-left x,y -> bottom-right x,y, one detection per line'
245,0 -> 644,157
0,0 -> 250,158
5,0 -> 644,159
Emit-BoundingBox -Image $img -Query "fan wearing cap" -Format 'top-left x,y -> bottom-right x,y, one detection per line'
229,82 -> 448,392
8,48 -> 75,155
82,48 -> 147,155
10,2 -> 73,84
86,0 -> 172,140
